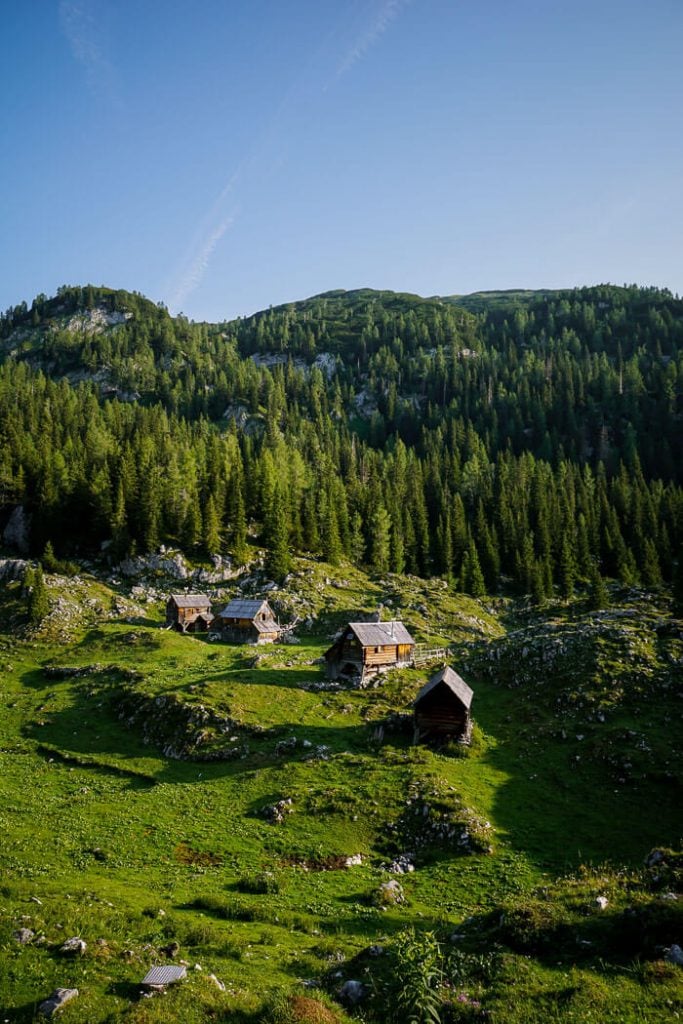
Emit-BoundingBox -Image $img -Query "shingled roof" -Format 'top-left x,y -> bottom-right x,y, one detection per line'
348,621 -> 414,647
219,598 -> 271,619
415,666 -> 473,709
169,593 -> 212,609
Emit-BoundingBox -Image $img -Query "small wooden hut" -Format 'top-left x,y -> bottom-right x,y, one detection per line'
324,620 -> 415,683
414,666 -> 473,743
166,594 -> 214,633
216,598 -> 281,643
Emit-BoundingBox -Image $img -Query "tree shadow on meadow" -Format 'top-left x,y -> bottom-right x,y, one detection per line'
19,668 -> 374,789
464,678 -> 681,872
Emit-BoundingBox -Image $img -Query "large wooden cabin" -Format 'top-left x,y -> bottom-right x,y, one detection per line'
216,598 -> 281,643
413,665 -> 473,743
324,620 -> 415,683
166,593 -> 214,633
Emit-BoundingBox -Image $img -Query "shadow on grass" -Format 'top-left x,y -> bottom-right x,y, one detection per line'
463,672 -> 682,872
3,1003 -> 41,1024
20,670 -> 375,787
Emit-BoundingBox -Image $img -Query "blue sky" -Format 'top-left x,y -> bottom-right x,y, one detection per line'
2,0 -> 682,321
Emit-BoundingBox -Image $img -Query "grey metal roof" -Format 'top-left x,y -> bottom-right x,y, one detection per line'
169,593 -> 212,609
219,599 -> 270,619
348,621 -> 415,647
141,965 -> 187,987
414,665 -> 473,709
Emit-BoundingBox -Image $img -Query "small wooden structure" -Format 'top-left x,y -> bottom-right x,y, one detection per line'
166,593 -> 214,633
324,620 -> 415,683
414,665 -> 473,743
216,598 -> 281,643
141,965 -> 187,991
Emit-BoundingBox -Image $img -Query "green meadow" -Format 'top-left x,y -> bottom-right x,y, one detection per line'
1,560 -> 681,1023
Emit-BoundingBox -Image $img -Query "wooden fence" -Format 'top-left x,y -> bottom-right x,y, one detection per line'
413,645 -> 452,667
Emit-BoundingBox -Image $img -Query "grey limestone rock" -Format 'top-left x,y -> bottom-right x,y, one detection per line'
59,936 -> 86,956
38,989 -> 79,1016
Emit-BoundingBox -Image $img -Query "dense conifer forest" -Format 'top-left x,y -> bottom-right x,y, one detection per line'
0,283 -> 681,596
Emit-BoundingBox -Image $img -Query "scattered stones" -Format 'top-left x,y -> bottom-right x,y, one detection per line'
339,979 -> 366,1005
665,944 -> 683,966
595,896 -> 609,911
386,852 -> 415,874
344,854 -> 363,867
12,928 -> 35,945
207,973 -> 226,991
262,797 -> 293,824
38,989 -> 79,1016
59,937 -> 86,956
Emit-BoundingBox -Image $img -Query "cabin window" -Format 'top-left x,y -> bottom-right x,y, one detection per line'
375,646 -> 381,653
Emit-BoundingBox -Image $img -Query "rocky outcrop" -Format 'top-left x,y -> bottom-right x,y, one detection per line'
117,549 -> 240,585
3,505 -> 30,554
116,689 -> 253,761
0,557 -> 28,580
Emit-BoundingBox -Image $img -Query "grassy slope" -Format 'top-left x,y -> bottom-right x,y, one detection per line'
0,560 -> 681,1023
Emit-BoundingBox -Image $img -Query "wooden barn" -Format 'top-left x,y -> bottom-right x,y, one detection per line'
414,666 -> 473,743
166,594 -> 214,633
216,598 -> 281,643
324,620 -> 415,683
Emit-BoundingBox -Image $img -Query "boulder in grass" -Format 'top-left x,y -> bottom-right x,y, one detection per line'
665,944 -> 683,967
339,979 -> 366,1005
59,937 -> 86,956
12,928 -> 34,945
38,989 -> 79,1016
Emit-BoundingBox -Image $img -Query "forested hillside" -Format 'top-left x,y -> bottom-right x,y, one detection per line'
0,283 -> 681,597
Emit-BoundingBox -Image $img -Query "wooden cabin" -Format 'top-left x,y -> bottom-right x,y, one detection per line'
414,666 -> 473,743
166,594 -> 214,633
324,621 -> 415,683
216,598 -> 281,643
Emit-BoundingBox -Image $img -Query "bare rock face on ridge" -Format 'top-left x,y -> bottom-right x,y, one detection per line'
3,505 -> 30,554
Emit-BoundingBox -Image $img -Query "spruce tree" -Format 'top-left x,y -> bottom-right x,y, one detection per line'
321,499 -> 343,565
349,511 -> 365,565
641,540 -> 662,588
231,484 -> 248,564
530,560 -> 547,606
462,540 -> 486,598
264,484 -> 291,581
370,505 -> 391,574
559,535 -> 576,600
587,563 -> 608,610
203,495 -> 222,555
182,494 -> 202,551
27,564 -> 49,624
672,555 -> 683,618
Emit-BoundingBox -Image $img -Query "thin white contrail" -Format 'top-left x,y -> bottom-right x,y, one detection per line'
59,0 -> 121,107
169,1 -> 412,313
169,214 -> 236,316
337,0 -> 412,78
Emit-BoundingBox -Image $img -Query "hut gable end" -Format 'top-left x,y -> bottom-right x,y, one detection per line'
324,619 -> 415,681
414,666 -> 473,743
166,593 -> 213,633
216,597 -> 280,643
